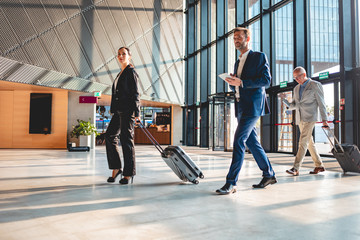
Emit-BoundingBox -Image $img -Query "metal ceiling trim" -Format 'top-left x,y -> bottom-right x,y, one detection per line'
7,64 -> 47,84
0,56 -> 111,92
0,56 -> 21,79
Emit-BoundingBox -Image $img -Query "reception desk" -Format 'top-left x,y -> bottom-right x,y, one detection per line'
134,127 -> 170,145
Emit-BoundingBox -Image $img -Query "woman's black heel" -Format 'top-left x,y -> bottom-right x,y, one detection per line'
119,176 -> 134,185
107,169 -> 122,183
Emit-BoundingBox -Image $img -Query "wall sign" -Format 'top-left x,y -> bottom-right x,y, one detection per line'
79,96 -> 98,103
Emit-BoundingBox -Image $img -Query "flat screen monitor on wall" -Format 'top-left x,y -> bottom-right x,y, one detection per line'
29,93 -> 52,134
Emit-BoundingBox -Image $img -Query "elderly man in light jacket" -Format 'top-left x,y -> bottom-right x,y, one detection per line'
285,66 -> 329,176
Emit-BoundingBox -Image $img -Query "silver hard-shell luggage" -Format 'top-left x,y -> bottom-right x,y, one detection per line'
137,122 -> 204,184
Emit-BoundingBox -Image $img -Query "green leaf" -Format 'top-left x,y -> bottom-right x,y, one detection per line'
70,119 -> 99,138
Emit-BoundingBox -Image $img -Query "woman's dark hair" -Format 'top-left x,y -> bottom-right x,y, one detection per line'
117,46 -> 134,68
118,47 -> 132,56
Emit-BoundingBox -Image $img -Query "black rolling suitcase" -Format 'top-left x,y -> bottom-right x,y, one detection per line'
68,146 -> 90,152
323,127 -> 360,173
137,122 -> 204,184
67,143 -> 90,152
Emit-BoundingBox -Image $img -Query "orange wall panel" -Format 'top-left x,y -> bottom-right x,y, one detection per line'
12,91 -> 32,147
0,91 -> 14,148
1,90 -> 68,149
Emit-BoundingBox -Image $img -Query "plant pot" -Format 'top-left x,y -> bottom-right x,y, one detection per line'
79,135 -> 91,147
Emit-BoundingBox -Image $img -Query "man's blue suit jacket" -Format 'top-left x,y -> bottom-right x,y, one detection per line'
230,50 -> 271,117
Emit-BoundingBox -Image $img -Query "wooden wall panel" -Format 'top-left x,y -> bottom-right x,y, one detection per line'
0,91 -> 14,148
12,91 -> 32,147
0,90 -> 68,148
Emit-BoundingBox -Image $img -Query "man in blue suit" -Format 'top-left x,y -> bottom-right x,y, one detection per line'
216,27 -> 276,195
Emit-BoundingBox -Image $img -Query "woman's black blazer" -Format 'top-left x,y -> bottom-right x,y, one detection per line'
110,65 -> 140,117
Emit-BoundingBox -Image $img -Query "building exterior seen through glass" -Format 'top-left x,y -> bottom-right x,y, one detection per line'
274,2 -> 294,86
249,21 -> 260,52
184,0 -> 355,150
310,0 -> 340,76
249,0 -> 260,19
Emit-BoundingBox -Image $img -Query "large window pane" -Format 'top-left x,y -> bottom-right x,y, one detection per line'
196,3 -> 201,50
272,0 -> 282,4
249,21 -> 260,52
195,2 -> 200,103
196,54 -> 200,102
274,3 -> 294,85
214,98 -> 225,150
211,0 -> 216,41
225,97 -> 236,151
227,33 -> 236,79
314,83 -> 335,154
197,107 -> 200,146
248,0 -> 260,19
310,0 -> 339,77
228,0 -> 236,32
277,91 -> 293,152
211,45 -> 217,94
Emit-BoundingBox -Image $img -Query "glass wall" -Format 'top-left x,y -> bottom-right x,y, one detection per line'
196,107 -> 200,146
196,3 -> 201,50
249,21 -> 260,52
196,4 -> 201,103
273,0 -> 282,4
228,33 -> 236,75
274,3 -> 294,85
96,106 -> 111,134
248,0 -> 260,19
213,98 -> 225,150
228,0 -> 236,32
196,54 -> 200,103
277,91 -> 293,152
184,0 -> 356,151
225,97 -> 236,151
314,83 -> 335,154
211,45 -> 217,94
310,0 -> 339,76
211,0 -> 217,42
210,1 -> 217,95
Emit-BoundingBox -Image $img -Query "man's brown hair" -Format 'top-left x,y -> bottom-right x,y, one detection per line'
233,27 -> 251,39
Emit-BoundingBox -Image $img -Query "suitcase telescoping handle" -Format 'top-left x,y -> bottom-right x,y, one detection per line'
136,121 -> 165,155
322,126 -> 344,153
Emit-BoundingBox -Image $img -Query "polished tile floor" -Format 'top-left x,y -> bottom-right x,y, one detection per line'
0,145 -> 359,240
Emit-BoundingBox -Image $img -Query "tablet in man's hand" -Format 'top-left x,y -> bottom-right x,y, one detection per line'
218,73 -> 233,81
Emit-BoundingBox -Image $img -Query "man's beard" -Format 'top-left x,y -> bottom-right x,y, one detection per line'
236,42 -> 247,51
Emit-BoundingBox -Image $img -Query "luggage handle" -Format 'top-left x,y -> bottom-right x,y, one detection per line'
321,126 -> 344,153
136,121 -> 165,155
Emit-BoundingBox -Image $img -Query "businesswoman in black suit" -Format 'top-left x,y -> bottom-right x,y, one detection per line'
105,47 -> 140,184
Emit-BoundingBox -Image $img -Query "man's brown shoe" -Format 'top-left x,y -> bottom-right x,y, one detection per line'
309,167 -> 325,174
286,167 -> 299,176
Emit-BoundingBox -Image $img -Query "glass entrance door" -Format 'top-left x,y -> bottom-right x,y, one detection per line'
314,82 -> 341,155
225,96 -> 236,151
275,81 -> 340,155
211,95 -> 239,151
213,97 -> 225,151
277,91 -> 294,152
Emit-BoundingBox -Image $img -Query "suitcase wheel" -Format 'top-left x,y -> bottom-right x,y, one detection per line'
199,173 -> 204,179
192,179 -> 199,184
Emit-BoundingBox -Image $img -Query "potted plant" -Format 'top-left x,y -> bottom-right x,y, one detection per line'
71,119 -> 98,147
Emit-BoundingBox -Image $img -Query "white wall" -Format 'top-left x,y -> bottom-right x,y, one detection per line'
68,92 -> 96,148
172,105 -> 183,146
